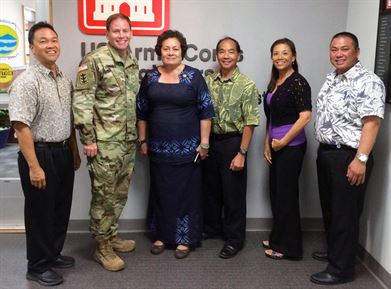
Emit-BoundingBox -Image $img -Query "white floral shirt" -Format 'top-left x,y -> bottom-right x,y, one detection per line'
315,62 -> 385,148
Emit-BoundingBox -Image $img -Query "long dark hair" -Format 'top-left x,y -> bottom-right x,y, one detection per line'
266,38 -> 298,92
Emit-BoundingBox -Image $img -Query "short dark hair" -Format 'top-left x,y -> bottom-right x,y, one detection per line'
331,32 -> 359,49
28,21 -> 57,45
106,13 -> 132,31
155,30 -> 188,59
216,36 -> 242,54
267,38 -> 299,92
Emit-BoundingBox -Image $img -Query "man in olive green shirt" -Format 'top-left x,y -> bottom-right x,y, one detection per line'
203,37 -> 260,259
73,13 -> 139,272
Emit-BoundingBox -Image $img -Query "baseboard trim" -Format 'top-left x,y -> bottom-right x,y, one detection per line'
67,219 -> 148,233
246,217 -> 324,231
1,218 -> 390,287
66,217 -> 324,233
358,245 -> 391,289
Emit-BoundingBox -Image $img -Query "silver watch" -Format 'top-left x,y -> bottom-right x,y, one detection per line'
355,153 -> 368,164
239,148 -> 247,156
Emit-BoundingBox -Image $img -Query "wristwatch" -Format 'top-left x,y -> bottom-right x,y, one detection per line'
137,139 -> 147,146
355,153 -> 368,164
239,148 -> 247,156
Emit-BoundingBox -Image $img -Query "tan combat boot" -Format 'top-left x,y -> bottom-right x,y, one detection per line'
94,239 -> 125,271
110,235 -> 136,252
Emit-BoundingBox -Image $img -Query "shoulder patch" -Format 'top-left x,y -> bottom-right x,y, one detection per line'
76,64 -> 92,89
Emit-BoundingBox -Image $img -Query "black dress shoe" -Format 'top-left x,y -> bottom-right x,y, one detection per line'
219,244 -> 241,259
311,251 -> 328,262
52,255 -> 75,268
310,270 -> 354,285
26,269 -> 63,286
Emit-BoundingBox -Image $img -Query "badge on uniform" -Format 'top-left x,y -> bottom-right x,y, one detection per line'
77,63 -> 90,88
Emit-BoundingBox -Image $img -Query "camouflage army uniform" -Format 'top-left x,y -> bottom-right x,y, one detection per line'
73,44 -> 139,241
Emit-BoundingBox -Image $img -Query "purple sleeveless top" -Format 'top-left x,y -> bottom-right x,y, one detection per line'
266,92 -> 306,146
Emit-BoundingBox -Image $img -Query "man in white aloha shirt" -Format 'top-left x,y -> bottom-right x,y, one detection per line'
311,32 -> 385,286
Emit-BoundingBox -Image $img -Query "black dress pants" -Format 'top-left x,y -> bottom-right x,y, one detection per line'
316,145 -> 373,278
202,134 -> 246,247
18,143 -> 74,273
268,143 -> 306,258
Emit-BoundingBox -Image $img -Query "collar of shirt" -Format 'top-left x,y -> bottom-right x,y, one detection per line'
213,66 -> 240,83
34,62 -> 62,78
107,43 -> 136,68
327,61 -> 362,84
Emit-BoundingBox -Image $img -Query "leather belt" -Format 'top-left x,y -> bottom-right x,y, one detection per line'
211,132 -> 241,140
35,139 -> 69,148
319,143 -> 356,151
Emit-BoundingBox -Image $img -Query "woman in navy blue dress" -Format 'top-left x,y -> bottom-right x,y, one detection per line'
136,30 -> 214,259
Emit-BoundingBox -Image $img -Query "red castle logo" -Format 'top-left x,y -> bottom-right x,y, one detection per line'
78,0 -> 169,36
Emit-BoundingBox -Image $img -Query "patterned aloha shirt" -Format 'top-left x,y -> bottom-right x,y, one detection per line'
9,63 -> 72,142
315,62 -> 385,148
205,67 -> 260,134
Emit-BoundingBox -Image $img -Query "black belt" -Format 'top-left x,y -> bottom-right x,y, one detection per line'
211,132 -> 241,140
35,140 -> 69,148
319,143 -> 356,151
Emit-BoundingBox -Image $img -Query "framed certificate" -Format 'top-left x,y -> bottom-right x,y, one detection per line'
375,1 -> 391,102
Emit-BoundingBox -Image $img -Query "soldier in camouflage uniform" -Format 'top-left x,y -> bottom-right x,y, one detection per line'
72,13 -> 139,272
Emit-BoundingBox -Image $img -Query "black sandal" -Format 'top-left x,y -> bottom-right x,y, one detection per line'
261,240 -> 271,249
264,249 -> 302,261
150,242 -> 165,255
174,245 -> 190,259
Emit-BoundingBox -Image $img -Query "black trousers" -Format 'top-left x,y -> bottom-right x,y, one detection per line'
18,143 -> 74,273
202,134 -> 246,247
268,143 -> 306,258
316,145 -> 373,278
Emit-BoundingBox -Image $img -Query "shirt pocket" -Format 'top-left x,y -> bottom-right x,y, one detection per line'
101,67 -> 122,96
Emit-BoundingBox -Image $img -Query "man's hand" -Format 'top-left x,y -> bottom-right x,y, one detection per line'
346,158 -> 366,186
83,143 -> 98,157
30,166 -> 46,190
230,153 -> 245,171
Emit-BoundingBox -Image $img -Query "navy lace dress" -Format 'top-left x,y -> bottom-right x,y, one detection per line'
137,65 -> 214,245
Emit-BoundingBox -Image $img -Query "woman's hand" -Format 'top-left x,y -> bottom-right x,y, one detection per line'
196,145 -> 208,160
139,143 -> 148,156
263,142 -> 272,165
271,138 -> 286,151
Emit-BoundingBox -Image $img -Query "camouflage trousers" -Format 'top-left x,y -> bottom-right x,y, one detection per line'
87,141 -> 136,241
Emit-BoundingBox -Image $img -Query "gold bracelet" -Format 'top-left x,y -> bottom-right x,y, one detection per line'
199,143 -> 209,150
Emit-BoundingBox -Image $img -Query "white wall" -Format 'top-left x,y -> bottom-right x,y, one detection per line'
53,0 -> 349,221
346,0 -> 391,275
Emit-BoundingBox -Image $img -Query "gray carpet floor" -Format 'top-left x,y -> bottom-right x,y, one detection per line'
0,231 -> 385,289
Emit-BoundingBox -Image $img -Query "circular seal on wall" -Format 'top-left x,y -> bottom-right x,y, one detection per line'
0,24 -> 19,57
0,63 -> 13,84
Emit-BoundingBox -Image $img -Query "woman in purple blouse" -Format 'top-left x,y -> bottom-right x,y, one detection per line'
262,38 -> 312,260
